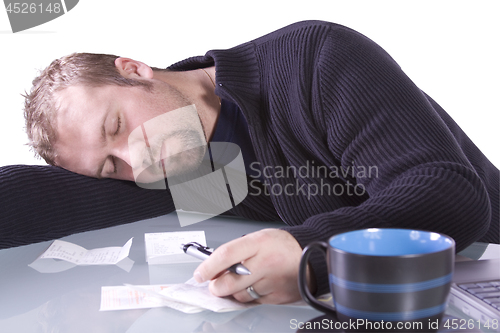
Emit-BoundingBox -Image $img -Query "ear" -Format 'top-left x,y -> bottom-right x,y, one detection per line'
114,57 -> 154,79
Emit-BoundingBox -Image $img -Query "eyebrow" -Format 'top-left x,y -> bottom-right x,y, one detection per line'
94,112 -> 109,179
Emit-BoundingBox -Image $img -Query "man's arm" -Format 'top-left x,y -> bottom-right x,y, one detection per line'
194,21 -> 497,303
282,25 -> 495,295
0,165 -> 175,249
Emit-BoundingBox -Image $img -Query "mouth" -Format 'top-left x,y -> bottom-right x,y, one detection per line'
158,139 -> 166,164
158,139 -> 170,178
159,159 -> 166,178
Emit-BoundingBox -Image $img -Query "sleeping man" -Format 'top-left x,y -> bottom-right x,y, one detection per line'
15,20 -> 500,303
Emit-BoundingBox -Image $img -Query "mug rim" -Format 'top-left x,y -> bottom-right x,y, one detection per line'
328,228 -> 455,257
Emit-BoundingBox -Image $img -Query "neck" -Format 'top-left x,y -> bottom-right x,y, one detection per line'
152,67 -> 220,142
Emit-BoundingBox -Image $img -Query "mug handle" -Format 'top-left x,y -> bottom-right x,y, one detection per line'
298,241 -> 337,317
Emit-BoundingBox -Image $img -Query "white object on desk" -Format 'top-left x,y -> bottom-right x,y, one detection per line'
145,231 -> 206,264
160,277 -> 254,313
100,278 -> 255,314
33,237 -> 133,265
100,284 -> 204,313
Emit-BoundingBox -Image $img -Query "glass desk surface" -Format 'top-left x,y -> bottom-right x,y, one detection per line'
0,212 -> 497,333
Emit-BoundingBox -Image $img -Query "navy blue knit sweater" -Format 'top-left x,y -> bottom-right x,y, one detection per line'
1,21 -> 498,295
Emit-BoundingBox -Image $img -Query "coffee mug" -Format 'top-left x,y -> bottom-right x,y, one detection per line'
298,228 -> 455,332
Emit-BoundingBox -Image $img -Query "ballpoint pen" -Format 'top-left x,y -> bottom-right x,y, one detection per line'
181,242 -> 251,275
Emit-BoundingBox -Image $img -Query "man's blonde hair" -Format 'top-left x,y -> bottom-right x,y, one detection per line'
24,53 -> 153,165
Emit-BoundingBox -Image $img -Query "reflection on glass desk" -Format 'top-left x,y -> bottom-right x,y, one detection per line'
0,212 -> 498,332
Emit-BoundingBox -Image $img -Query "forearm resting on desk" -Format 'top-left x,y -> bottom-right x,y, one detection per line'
0,164 -> 175,249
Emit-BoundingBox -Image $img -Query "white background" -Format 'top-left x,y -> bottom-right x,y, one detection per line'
0,0 -> 498,168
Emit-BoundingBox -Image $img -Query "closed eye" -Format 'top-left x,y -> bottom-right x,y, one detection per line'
114,116 -> 121,135
112,156 -> 117,174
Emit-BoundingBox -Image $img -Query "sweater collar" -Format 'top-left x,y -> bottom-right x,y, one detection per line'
168,42 -> 261,124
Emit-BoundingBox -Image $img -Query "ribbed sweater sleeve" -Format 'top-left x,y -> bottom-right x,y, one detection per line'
0,165 -> 175,249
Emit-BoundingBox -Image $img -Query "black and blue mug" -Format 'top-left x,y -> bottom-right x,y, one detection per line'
298,228 -> 455,332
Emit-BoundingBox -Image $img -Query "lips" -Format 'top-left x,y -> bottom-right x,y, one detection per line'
158,139 -> 168,172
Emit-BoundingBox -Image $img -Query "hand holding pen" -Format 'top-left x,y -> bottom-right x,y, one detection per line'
182,229 -> 307,304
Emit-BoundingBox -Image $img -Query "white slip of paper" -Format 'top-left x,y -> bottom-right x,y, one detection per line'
159,278 -> 256,313
100,285 -> 204,313
100,278 -> 257,314
37,238 -> 133,265
145,231 -> 206,264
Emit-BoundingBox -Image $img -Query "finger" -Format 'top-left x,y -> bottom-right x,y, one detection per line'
208,265 -> 261,297
233,283 -> 300,305
210,252 -> 301,304
194,235 -> 258,283
230,279 -> 271,303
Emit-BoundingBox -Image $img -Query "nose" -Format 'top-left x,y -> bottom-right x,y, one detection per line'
110,142 -> 139,182
112,142 -> 132,168
127,135 -> 152,171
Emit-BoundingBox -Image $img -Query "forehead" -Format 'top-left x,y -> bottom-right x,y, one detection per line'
54,85 -> 111,143
55,84 -> 112,116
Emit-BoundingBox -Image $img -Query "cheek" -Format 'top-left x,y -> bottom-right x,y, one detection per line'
125,101 -> 162,132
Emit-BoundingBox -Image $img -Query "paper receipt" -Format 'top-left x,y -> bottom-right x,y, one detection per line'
37,238 -> 133,265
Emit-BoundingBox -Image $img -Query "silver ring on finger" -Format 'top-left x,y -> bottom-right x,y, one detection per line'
246,285 -> 261,300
